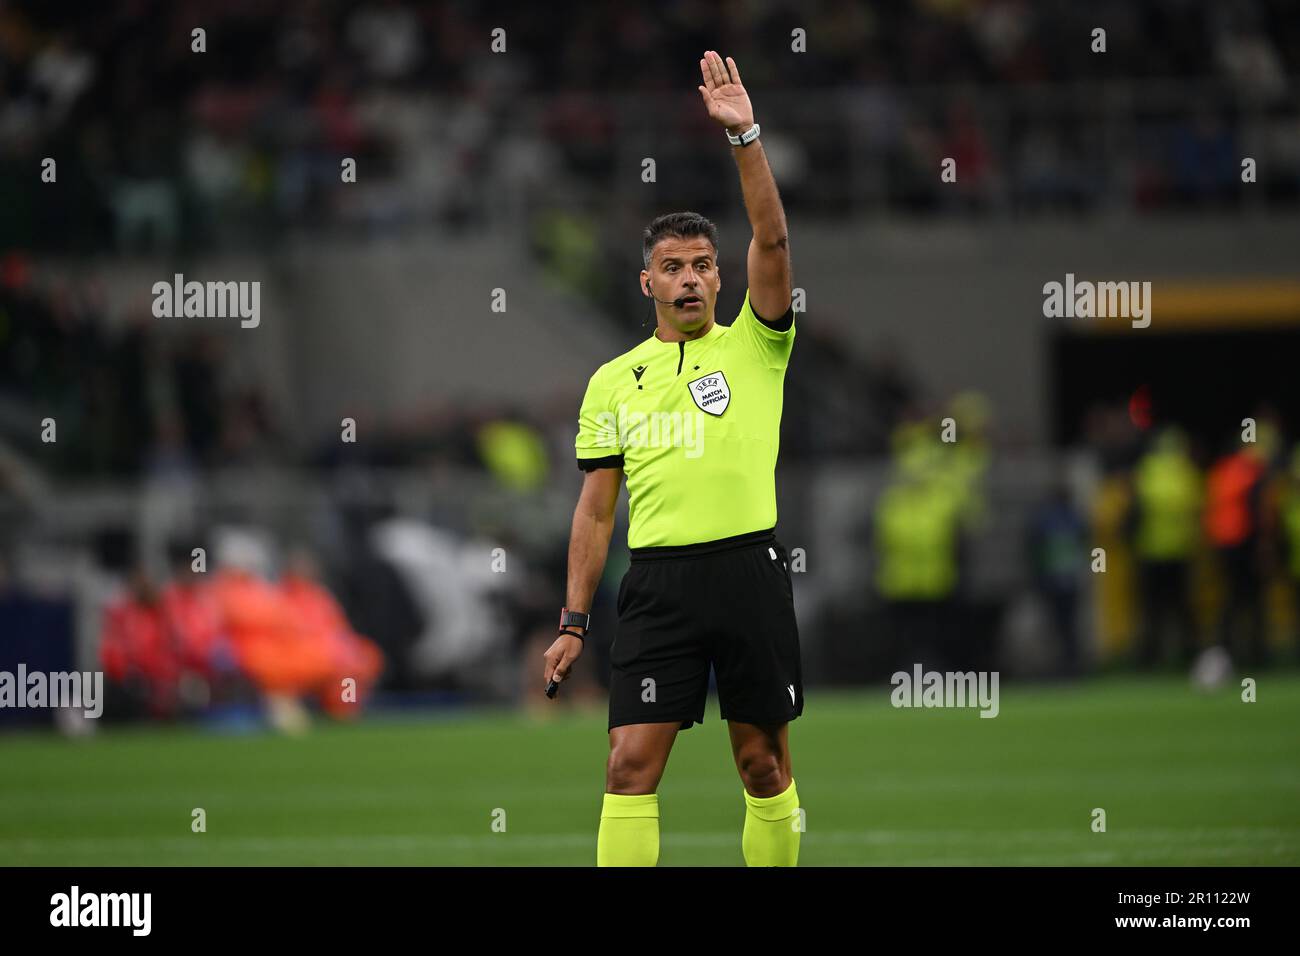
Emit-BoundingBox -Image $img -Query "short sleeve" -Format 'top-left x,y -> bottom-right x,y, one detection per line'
575,368 -> 624,471
732,287 -> 795,369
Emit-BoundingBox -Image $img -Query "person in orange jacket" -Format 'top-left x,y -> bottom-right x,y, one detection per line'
1204,434 -> 1273,667
208,538 -> 340,733
206,533 -> 385,730
159,542 -> 240,684
278,547 -> 385,718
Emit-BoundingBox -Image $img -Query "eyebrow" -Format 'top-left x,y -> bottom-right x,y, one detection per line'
660,255 -> 713,264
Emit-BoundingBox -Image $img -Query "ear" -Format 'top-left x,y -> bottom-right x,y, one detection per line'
640,271 -> 650,297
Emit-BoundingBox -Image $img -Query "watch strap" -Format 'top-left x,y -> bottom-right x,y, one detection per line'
559,608 -> 590,632
726,122 -> 760,146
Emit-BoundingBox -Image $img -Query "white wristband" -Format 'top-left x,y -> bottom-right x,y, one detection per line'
726,123 -> 761,147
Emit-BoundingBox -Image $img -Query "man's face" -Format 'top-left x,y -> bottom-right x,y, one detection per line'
641,236 -> 720,333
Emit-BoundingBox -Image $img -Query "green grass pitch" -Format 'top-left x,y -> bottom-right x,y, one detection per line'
3,674 -> 1297,865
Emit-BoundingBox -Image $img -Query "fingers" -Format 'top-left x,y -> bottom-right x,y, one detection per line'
726,55 -> 741,85
542,637 -> 581,684
702,51 -> 741,87
550,652 -> 573,683
705,50 -> 727,88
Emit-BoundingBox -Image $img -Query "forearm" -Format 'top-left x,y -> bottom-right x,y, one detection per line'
566,505 -> 614,613
731,138 -> 787,249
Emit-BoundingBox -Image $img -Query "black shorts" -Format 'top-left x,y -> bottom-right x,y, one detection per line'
607,527 -> 804,732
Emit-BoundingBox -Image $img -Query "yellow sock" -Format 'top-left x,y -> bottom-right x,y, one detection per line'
597,792 -> 659,866
742,778 -> 801,866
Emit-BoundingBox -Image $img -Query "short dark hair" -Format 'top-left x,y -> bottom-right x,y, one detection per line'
642,211 -> 719,270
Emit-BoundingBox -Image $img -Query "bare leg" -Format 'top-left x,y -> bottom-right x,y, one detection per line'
727,720 -> 792,797
606,721 -> 682,794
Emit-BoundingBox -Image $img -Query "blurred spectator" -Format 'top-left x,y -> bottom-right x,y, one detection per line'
941,391 -> 993,533
1273,443 -> 1300,662
1026,479 -> 1088,676
203,530 -> 384,731
1129,428 -> 1202,668
278,545 -> 385,719
873,423 -> 966,672
475,418 -> 550,493
158,539 -> 241,693
1204,429 -> 1274,667
100,565 -> 180,719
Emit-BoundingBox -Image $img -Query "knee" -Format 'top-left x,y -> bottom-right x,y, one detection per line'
605,745 -> 661,794
736,749 -> 787,798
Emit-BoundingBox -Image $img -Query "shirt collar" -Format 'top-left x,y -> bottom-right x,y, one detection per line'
653,320 -> 719,345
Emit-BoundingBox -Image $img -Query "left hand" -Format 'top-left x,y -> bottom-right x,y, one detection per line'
698,50 -> 754,134
543,631 -> 584,687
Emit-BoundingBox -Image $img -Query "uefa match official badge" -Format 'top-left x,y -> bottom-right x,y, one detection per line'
687,370 -> 731,415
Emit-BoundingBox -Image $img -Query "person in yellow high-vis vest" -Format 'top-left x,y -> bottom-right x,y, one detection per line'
1129,428 -> 1202,668
873,425 -> 964,673
1273,444 -> 1300,663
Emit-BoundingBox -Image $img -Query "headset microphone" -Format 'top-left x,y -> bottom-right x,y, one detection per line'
643,279 -> 698,317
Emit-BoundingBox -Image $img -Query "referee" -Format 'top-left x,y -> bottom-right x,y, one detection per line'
543,51 -> 803,867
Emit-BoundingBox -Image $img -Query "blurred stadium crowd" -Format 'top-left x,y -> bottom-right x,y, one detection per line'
0,259 -> 919,480
854,407 -> 1300,682
0,259 -> 922,729
1,0 -> 1297,255
2,0 -> 1299,732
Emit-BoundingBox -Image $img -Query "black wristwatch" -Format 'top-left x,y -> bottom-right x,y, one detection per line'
558,607 -> 590,640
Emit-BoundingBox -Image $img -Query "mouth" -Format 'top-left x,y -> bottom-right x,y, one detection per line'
678,296 -> 703,309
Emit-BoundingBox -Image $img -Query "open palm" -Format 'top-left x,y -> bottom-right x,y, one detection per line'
698,51 -> 754,132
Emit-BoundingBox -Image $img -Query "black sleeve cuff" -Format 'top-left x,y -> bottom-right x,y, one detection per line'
577,454 -> 625,471
753,300 -> 795,332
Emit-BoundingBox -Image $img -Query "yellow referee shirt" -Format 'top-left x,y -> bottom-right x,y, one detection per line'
575,288 -> 795,548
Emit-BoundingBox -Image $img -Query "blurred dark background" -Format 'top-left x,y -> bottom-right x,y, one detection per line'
2,0 -> 1299,731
